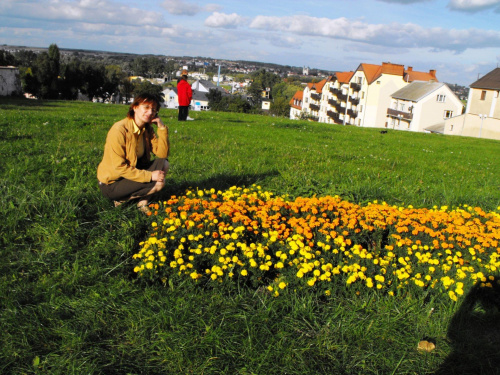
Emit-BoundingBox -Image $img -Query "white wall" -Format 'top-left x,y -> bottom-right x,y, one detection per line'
0,67 -> 22,96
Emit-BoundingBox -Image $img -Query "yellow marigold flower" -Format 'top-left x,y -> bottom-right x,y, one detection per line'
448,291 -> 458,301
279,282 -> 287,289
241,269 -> 248,276
146,262 -> 153,269
366,278 -> 374,288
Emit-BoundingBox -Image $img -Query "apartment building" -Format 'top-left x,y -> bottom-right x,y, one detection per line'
351,63 -> 437,128
289,90 -> 304,120
438,67 -> 500,140
290,62 -> 438,130
302,79 -> 328,121
318,72 -> 354,124
387,81 -> 463,132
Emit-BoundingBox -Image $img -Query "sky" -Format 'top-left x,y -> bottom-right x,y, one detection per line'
1,0 -> 500,86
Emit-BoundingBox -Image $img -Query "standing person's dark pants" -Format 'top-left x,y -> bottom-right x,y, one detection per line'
178,106 -> 189,121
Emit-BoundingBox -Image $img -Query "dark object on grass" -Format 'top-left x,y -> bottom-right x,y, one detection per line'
380,130 -> 388,134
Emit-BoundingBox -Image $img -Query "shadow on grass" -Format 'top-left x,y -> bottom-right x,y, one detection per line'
434,277 -> 500,375
157,170 -> 280,200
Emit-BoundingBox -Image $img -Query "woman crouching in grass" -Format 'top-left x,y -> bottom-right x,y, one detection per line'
97,93 -> 170,214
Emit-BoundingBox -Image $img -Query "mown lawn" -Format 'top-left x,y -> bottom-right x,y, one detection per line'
1,98 -> 499,374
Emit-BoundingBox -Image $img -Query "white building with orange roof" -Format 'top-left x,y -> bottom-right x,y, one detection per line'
301,79 -> 328,121
289,90 -> 304,120
319,72 -> 354,124
352,62 -> 437,128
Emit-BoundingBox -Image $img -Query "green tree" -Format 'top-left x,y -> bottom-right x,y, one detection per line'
120,78 -> 135,104
19,67 -> 38,96
165,60 -> 176,82
145,56 -> 165,77
103,65 -> 125,101
80,62 -> 106,101
59,59 -> 83,100
0,50 -> 16,66
133,80 -> 164,104
270,96 -> 290,117
247,69 -> 282,107
207,88 -> 224,111
48,44 -> 60,76
132,57 -> 149,76
227,95 -> 252,113
14,50 -> 37,67
32,51 -> 59,99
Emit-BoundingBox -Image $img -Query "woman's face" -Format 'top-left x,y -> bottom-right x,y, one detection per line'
134,101 -> 157,126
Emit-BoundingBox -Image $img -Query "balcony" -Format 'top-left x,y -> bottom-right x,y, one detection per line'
350,82 -> 361,92
327,110 -> 340,122
311,93 -> 321,101
309,103 -> 320,112
330,87 -> 341,95
337,93 -> 348,102
349,97 -> 360,106
328,98 -> 337,107
387,108 -> 413,120
347,109 -> 358,118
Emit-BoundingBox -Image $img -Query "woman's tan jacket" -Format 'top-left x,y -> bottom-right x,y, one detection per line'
97,117 -> 169,184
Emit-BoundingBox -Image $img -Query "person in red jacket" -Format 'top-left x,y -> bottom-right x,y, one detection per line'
177,70 -> 193,121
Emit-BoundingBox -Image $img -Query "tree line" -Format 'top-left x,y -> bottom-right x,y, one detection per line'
1,44 -> 307,117
0,44 -> 175,102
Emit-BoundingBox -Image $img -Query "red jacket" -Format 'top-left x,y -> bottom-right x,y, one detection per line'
177,79 -> 192,106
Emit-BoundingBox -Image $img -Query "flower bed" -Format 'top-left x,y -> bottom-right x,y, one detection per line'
132,186 -> 500,300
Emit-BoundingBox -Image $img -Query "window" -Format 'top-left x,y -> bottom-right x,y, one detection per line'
399,103 -> 405,111
436,94 -> 446,102
444,110 -> 453,119
450,124 -> 454,131
359,105 -> 363,113
361,91 -> 365,99
357,77 -> 362,84
480,90 -> 487,100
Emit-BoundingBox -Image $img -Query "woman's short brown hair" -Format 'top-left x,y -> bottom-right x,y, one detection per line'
127,93 -> 160,119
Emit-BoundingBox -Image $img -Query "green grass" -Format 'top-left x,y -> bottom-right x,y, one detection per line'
1,97 -> 499,374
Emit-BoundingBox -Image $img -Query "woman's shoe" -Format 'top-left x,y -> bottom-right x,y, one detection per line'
114,200 -> 125,207
137,204 -> 152,215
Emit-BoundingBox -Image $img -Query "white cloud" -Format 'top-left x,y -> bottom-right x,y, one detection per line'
448,0 -> 500,11
2,0 -> 168,27
204,12 -> 247,29
249,15 -> 500,53
266,35 -> 303,49
162,0 -> 221,16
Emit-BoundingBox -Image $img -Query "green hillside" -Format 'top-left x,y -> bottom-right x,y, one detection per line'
1,98 -> 499,374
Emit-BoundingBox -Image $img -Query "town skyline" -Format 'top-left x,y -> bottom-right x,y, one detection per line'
1,0 -> 499,86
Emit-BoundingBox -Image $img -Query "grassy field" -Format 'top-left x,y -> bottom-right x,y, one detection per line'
1,98 -> 500,374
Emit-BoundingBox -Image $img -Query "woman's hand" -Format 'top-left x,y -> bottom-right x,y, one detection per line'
151,170 -> 165,182
151,116 -> 167,130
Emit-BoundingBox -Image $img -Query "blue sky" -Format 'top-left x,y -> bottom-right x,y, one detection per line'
1,0 -> 499,85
